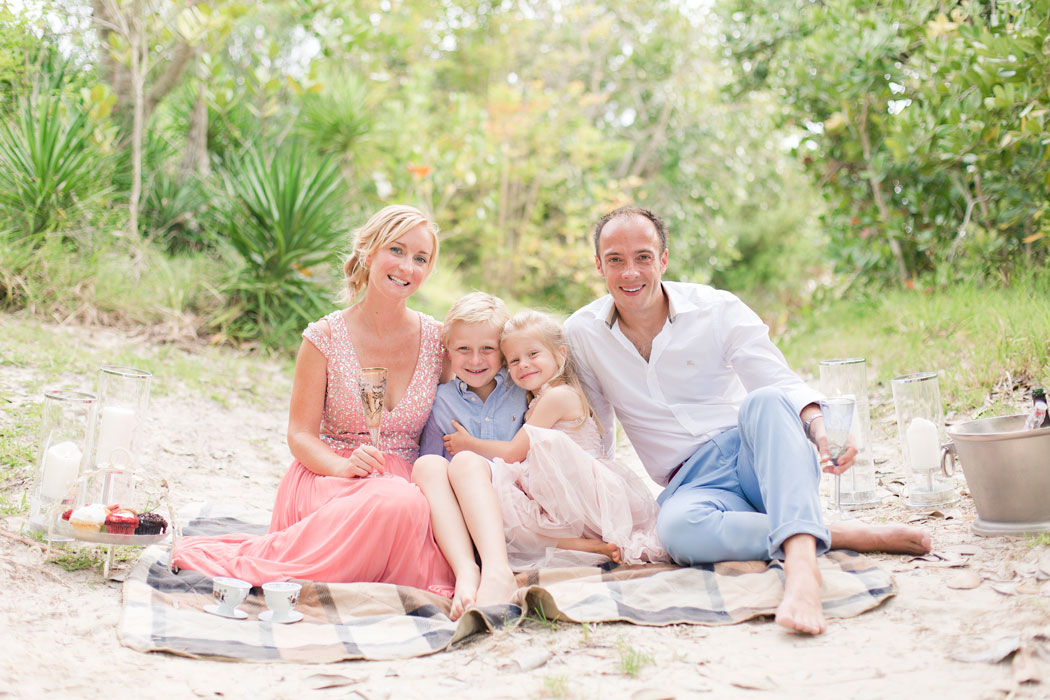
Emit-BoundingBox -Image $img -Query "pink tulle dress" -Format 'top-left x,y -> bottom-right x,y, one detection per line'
171,310 -> 455,595
490,404 -> 669,571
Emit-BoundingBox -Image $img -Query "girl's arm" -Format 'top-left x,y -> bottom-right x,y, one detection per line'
443,385 -> 583,461
288,337 -> 383,477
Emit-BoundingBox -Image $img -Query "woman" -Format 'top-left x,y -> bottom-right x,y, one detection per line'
172,205 -> 455,598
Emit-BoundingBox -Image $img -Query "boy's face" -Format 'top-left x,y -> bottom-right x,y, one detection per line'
447,321 -> 503,395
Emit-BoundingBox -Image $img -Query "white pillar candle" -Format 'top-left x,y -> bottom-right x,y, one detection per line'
96,405 -> 136,465
40,440 -> 82,500
906,417 -> 941,473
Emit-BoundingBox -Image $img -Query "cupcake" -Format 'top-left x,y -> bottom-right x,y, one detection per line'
135,512 -> 167,535
105,507 -> 139,535
68,504 -> 109,533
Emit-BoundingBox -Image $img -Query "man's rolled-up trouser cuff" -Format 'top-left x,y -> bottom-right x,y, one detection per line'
768,520 -> 831,561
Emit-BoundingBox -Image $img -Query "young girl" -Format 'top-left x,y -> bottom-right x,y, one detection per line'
441,309 -> 667,575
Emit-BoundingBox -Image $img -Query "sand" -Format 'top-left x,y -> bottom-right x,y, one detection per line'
1,319 -> 1048,700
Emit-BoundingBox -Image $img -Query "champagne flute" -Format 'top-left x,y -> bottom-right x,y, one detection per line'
358,368 -> 388,475
819,396 -> 856,519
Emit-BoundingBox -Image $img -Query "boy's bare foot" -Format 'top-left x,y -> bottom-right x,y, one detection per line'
475,565 -> 519,608
829,519 -> 931,555
775,554 -> 826,635
557,536 -> 622,563
449,565 -> 481,621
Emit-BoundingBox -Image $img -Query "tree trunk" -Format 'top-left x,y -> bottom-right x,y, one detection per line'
178,54 -> 210,182
858,98 -> 909,281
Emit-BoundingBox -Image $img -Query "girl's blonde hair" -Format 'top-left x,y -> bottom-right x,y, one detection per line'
341,205 -> 439,303
500,309 -> 603,434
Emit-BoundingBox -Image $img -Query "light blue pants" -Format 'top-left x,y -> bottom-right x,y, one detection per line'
656,387 -> 830,563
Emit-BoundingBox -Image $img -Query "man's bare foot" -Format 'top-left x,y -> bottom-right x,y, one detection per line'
775,554 -> 826,635
557,536 -> 622,562
449,565 -> 481,621
829,519 -> 932,555
475,565 -> 519,608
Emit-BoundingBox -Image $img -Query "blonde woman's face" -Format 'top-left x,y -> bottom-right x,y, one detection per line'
366,224 -> 435,300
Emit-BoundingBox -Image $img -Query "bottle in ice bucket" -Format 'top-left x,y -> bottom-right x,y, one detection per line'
1023,387 -> 1048,431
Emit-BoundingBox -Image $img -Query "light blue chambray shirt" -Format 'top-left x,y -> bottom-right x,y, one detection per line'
419,367 -> 529,459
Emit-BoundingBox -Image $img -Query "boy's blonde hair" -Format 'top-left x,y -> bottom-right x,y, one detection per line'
441,292 -> 511,346
500,309 -> 603,434
341,205 -> 439,303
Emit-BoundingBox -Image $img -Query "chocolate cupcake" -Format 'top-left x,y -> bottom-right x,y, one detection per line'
135,512 -> 167,535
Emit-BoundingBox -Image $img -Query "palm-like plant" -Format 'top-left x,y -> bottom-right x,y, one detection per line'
219,143 -> 348,344
0,90 -> 95,241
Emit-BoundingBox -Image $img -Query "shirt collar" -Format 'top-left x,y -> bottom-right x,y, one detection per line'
601,283 -> 680,328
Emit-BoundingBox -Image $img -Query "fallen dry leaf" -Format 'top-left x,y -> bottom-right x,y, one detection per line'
1012,646 -> 1045,684
947,570 -> 982,590
729,673 -> 777,691
951,637 -> 1022,664
631,689 -> 676,700
306,673 -> 365,690
992,582 -> 1018,596
942,544 -> 980,557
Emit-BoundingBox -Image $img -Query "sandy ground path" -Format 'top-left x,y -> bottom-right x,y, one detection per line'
1,319 -> 1049,700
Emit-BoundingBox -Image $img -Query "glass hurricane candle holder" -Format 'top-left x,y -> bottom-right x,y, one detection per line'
819,358 -> 879,509
891,372 -> 958,507
28,389 -> 97,539
86,365 -> 152,505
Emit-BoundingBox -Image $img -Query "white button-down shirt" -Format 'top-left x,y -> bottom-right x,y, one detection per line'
565,281 -> 822,485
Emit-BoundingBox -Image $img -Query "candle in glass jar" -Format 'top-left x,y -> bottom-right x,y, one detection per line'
96,405 -> 136,465
906,417 -> 941,472
41,440 -> 82,500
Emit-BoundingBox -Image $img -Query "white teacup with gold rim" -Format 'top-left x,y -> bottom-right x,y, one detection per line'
262,581 -> 302,623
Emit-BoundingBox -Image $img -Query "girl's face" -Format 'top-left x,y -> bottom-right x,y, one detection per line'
366,224 -> 435,300
501,331 -> 566,393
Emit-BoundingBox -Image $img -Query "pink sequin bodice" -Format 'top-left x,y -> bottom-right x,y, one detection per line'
302,310 -> 443,462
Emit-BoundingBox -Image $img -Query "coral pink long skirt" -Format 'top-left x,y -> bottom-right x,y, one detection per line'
171,454 -> 455,595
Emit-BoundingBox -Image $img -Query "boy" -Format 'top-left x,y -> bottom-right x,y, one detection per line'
414,292 -> 527,619
419,292 -> 528,458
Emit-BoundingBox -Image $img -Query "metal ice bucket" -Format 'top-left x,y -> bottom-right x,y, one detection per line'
941,415 -> 1050,536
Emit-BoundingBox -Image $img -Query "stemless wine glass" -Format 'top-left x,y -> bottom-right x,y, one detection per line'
358,367 -> 388,465
819,396 -> 856,519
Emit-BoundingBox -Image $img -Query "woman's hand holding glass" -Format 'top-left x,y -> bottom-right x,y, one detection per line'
341,444 -> 386,478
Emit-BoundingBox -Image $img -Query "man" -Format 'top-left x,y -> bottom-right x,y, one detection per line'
564,206 -> 930,634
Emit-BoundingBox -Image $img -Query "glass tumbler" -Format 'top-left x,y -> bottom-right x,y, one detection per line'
87,365 -> 152,505
819,358 -> 878,508
28,389 -> 97,538
891,372 -> 957,507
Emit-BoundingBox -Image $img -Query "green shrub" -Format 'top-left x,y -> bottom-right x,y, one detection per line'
217,143 -> 348,347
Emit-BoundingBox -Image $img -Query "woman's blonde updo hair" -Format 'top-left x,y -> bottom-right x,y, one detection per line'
500,309 -> 603,434
341,205 -> 440,303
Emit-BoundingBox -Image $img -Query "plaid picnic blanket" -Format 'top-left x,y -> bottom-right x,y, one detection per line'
119,504 -> 895,662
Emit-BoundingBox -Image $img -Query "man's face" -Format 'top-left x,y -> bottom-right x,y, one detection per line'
594,215 -> 668,316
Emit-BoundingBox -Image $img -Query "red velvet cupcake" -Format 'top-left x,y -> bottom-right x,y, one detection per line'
104,507 -> 139,535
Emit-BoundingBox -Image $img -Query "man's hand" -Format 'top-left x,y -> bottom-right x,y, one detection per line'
443,421 -> 475,457
808,416 -> 858,474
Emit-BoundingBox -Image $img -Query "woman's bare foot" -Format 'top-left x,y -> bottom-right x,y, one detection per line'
475,565 -> 519,608
557,536 -> 622,563
775,554 -> 826,635
449,565 -> 481,621
829,519 -> 932,555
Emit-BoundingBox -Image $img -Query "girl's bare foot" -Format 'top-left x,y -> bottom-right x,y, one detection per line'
475,565 -> 519,608
775,555 -> 826,635
449,564 -> 481,621
557,536 -> 621,563
829,519 -> 931,555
